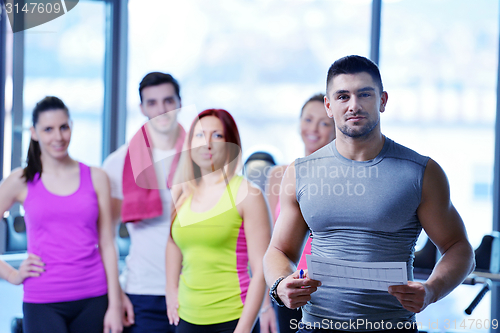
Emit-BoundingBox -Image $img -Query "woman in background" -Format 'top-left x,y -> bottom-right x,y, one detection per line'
266,93 -> 335,332
166,109 -> 271,333
0,96 -> 122,333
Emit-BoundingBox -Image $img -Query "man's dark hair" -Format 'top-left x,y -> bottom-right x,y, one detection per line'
326,55 -> 383,95
139,72 -> 180,103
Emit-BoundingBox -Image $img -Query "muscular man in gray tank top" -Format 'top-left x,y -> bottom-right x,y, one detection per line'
264,55 -> 475,332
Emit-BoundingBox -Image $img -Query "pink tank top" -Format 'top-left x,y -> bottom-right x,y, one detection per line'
23,163 -> 108,303
275,202 -> 311,270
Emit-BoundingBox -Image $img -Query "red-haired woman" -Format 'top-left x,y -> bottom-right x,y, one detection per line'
165,109 -> 271,333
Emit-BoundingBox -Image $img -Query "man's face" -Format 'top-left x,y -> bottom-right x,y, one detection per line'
325,72 -> 388,139
140,83 -> 181,134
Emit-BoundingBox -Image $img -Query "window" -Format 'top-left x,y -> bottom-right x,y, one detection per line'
127,0 -> 371,163
0,2 -> 108,331
21,0 -> 106,168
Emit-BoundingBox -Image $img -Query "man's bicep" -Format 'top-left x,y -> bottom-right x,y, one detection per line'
418,159 -> 469,254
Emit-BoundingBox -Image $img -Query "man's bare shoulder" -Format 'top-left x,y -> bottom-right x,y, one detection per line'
421,158 -> 448,192
280,161 -> 297,197
269,165 -> 288,178
283,161 -> 296,177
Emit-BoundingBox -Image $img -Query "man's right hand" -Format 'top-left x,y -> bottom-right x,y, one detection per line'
276,269 -> 321,309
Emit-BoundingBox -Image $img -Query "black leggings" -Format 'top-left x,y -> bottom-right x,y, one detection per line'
177,318 -> 260,333
274,303 -> 303,333
22,294 -> 108,333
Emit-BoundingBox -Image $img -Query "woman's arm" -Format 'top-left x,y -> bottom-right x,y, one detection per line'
165,233 -> 182,326
235,181 -> 272,333
0,168 -> 45,285
0,260 -> 19,283
258,294 -> 277,333
91,167 -> 123,333
0,254 -> 45,285
0,168 -> 26,212
260,166 -> 286,333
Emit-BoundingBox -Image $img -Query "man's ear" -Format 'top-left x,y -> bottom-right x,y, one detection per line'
324,96 -> 333,118
30,126 -> 38,141
380,91 -> 388,113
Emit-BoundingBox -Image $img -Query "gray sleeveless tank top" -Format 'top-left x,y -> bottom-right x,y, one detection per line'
296,137 -> 429,328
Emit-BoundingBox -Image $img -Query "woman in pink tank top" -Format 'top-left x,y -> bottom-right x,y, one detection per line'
265,93 -> 336,333
0,97 -> 123,333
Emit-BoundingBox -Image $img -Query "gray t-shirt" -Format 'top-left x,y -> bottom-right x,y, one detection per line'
296,137 -> 429,330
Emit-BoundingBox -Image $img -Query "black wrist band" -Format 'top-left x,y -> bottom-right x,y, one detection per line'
269,276 -> 286,307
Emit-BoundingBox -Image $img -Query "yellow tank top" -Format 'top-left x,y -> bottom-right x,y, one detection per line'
171,175 -> 250,325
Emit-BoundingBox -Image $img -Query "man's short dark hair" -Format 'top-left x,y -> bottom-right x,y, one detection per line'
326,55 -> 383,95
139,72 -> 180,103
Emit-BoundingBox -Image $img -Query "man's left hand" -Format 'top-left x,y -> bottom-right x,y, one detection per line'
388,281 -> 434,313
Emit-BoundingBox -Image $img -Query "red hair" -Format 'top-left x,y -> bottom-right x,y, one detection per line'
186,109 -> 241,179
170,109 -> 242,224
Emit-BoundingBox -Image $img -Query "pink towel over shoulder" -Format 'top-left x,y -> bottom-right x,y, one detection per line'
121,123 -> 186,223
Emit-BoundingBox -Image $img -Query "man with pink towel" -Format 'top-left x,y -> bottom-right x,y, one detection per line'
103,72 -> 185,333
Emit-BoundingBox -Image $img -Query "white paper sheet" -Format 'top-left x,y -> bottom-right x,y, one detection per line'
306,255 -> 408,292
